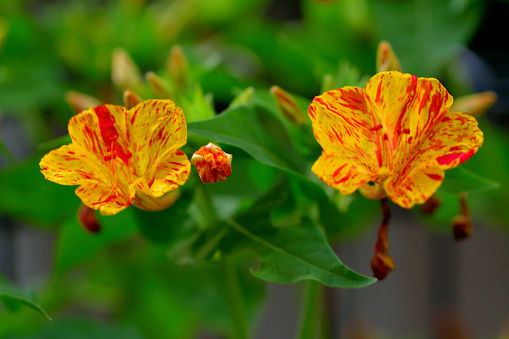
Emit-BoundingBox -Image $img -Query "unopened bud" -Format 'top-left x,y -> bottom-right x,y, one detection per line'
270,86 -> 307,126
377,41 -> 402,73
229,87 -> 254,109
191,143 -> 232,184
450,91 -> 497,118
452,192 -> 472,240
65,91 -> 101,114
112,48 -> 143,91
321,73 -> 335,93
146,72 -> 172,99
371,198 -> 394,280
77,204 -> 101,233
422,195 -> 441,215
123,90 -> 142,110
168,45 -> 190,92
452,215 -> 472,240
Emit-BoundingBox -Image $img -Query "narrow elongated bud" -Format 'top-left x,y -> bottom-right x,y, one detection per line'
321,73 -> 335,93
371,198 -> 395,279
77,204 -> 101,233
377,41 -> 402,73
270,86 -> 307,126
146,72 -> 172,98
452,192 -> 472,240
111,48 -> 143,91
123,90 -> 142,110
450,91 -> 497,118
229,87 -> 254,109
65,91 -> 101,114
168,45 -> 190,92
191,143 -> 232,184
421,195 -> 441,215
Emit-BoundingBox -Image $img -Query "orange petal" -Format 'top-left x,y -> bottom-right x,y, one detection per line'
40,145 -> 107,185
309,87 -> 385,193
127,100 -> 187,177
76,180 -> 130,216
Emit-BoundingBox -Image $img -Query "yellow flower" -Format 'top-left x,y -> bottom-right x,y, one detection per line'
40,99 -> 190,215
309,71 -> 483,209
191,143 -> 232,184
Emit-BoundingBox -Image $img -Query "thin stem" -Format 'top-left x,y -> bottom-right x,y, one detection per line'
221,255 -> 249,339
296,280 -> 321,339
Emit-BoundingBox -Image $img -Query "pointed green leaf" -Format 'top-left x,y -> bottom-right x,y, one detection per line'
226,218 -> 375,288
0,279 -> 51,320
439,167 -> 499,194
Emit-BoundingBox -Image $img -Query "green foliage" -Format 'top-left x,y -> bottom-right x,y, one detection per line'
0,278 -> 51,320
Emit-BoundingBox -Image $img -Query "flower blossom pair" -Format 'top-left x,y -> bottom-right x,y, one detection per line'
40,99 -> 232,216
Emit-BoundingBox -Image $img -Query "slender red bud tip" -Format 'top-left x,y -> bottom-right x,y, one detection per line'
191,143 -> 232,184
450,91 -> 497,118
371,198 -> 395,280
452,192 -> 472,240
421,195 -> 442,215
65,91 -> 101,114
270,86 -> 307,126
123,90 -> 142,110
376,41 -> 402,73
169,45 -> 190,92
77,204 -> 101,233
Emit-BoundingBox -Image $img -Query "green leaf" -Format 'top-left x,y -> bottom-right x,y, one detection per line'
6,318 -> 145,339
0,154 -> 80,227
134,189 -> 194,245
0,279 -> 51,320
55,208 -> 138,273
439,167 -> 499,194
226,217 -> 375,288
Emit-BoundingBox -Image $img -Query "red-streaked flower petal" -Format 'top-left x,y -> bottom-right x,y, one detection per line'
40,145 -> 107,185
76,180 -> 130,216
128,99 -> 187,176
149,149 -> 191,197
129,177 -> 180,211
309,87 -> 386,194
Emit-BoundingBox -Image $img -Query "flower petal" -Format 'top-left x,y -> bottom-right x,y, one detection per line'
148,149 -> 190,198
365,72 -> 453,172
384,163 -> 445,209
76,180 -> 130,216
129,177 -> 181,211
40,145 -> 107,185
128,100 -> 187,176
309,87 -> 386,193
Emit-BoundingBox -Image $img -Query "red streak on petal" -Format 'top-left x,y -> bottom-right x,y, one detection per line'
333,164 -> 348,177
426,173 -> 443,181
94,105 -> 119,146
369,124 -> 383,131
436,150 -> 475,166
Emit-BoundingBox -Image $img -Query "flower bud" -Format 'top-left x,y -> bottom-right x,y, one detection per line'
111,48 -> 143,92
377,41 -> 402,73
191,143 -> 232,184
65,91 -> 101,114
168,45 -> 190,93
452,214 -> 472,240
421,195 -> 441,215
123,90 -> 142,110
270,86 -> 307,126
450,91 -> 497,118
229,87 -> 254,109
146,71 -> 172,99
77,204 -> 101,233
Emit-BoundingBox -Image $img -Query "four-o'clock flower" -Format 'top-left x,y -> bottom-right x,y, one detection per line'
40,99 -> 191,215
308,71 -> 483,209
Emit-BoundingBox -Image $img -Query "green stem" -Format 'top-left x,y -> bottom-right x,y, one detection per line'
194,184 -> 218,225
221,255 -> 249,339
296,280 -> 322,339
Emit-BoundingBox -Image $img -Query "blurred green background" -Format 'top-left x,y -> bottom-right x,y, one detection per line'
0,0 -> 508,338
